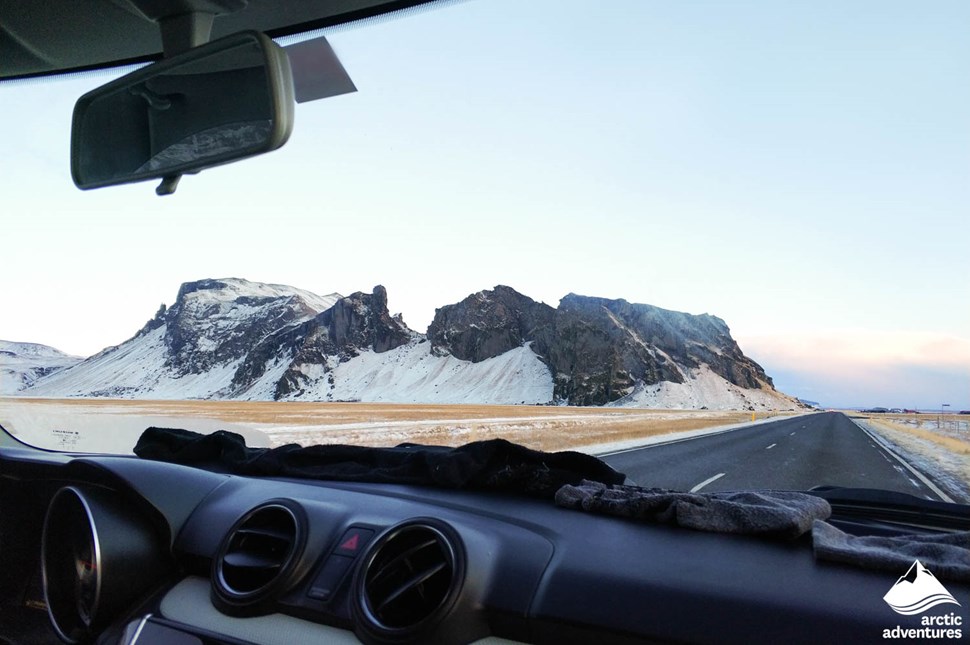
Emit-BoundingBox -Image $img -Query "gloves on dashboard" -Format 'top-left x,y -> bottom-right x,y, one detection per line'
555,479 -> 831,539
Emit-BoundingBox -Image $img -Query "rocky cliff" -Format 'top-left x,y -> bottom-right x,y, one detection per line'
230,285 -> 412,399
22,279 -> 793,410
428,286 -> 775,406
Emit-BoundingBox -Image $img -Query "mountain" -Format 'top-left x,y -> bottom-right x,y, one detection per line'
22,279 -> 798,409
0,341 -> 82,395
25,278 -> 342,399
427,287 -> 779,407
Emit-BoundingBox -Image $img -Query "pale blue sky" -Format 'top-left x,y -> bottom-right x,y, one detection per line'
1,0 -> 968,408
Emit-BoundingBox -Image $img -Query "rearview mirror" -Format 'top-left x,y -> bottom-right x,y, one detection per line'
71,31 -> 294,191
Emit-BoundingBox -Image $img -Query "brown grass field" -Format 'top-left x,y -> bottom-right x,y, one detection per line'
6,399 -> 968,492
0,397 -> 793,453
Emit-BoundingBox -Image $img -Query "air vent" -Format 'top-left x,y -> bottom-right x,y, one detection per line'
354,520 -> 464,641
212,501 -> 305,611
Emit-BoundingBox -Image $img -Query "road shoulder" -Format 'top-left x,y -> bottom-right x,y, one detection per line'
853,417 -> 970,504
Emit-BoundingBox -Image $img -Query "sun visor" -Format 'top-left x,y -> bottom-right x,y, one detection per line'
284,36 -> 357,104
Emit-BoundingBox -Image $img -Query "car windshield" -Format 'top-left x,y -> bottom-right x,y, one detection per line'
1,0 -> 968,500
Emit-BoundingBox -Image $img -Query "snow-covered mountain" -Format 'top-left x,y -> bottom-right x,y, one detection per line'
0,341 -> 82,395
25,278 -> 342,399
21,278 -> 799,410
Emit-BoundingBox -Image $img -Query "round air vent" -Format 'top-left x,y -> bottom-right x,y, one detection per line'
353,519 -> 464,643
212,500 -> 306,613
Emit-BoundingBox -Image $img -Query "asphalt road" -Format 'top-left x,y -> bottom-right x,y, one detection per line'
600,412 -> 945,500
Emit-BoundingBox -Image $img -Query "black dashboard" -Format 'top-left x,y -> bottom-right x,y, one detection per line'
2,443 -> 968,645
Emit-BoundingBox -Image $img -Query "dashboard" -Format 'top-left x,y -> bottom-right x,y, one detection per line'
2,442 -> 969,645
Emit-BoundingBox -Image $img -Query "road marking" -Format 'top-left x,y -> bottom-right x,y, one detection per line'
790,432 -> 796,436
690,473 -> 725,493
595,413 -> 816,457
766,443 -> 776,449
597,425 -> 750,456
851,419 -> 954,503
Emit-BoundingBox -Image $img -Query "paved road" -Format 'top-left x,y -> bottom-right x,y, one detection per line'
600,412 -> 945,500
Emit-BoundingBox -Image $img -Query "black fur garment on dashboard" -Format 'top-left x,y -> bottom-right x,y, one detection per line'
134,427 -> 626,499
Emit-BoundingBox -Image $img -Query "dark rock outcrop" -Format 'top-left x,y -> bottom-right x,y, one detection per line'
559,294 -> 772,389
427,286 -> 556,362
320,285 -> 410,355
429,286 -> 773,406
229,286 -> 411,399
148,278 -> 328,376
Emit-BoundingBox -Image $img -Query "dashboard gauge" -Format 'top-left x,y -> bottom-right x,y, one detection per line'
43,486 -> 101,642
42,486 -> 164,644
73,536 -> 98,626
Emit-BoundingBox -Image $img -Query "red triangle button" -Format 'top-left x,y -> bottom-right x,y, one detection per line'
335,527 -> 373,555
340,534 -> 359,551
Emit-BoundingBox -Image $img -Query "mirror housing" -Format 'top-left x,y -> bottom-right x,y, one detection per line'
71,31 -> 294,191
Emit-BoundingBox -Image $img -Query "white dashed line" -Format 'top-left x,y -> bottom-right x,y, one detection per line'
766,443 -> 777,450
690,473 -> 725,493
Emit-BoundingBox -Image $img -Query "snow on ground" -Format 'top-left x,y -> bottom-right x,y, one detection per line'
24,327 -> 241,399
292,340 -> 555,405
0,372 -> 22,396
252,411 -> 656,445
881,416 -> 970,436
235,356 -> 298,400
856,418 -> 970,503
610,365 -> 796,411
229,409 -> 788,451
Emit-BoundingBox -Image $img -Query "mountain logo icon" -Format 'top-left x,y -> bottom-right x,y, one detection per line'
883,560 -> 961,615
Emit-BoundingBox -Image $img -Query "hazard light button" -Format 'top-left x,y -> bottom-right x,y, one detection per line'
335,527 -> 374,556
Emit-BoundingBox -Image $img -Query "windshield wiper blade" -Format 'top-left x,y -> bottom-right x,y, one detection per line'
809,486 -> 970,533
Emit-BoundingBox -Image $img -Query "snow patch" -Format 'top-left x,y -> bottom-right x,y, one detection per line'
285,340 -> 555,405
0,340 -> 83,394
236,356 -> 297,400
23,327 -> 242,399
610,364 -> 796,411
187,277 -> 341,315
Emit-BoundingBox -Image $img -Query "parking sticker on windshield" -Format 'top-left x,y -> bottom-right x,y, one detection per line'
50,428 -> 79,450
882,560 -> 963,640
